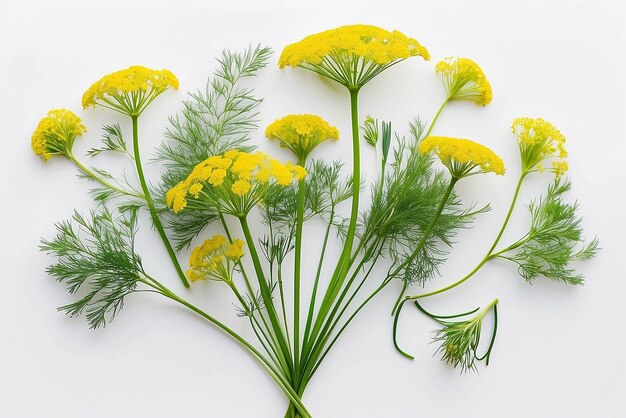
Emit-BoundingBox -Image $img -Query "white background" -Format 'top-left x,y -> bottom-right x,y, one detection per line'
1,0 -> 625,417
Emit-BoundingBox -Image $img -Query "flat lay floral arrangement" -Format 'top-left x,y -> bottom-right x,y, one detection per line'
32,24 -> 598,417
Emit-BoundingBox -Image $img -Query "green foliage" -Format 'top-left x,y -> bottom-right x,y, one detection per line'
362,116 -> 379,147
416,299 -> 498,373
87,124 -> 131,158
154,45 -> 272,250
360,125 -> 489,285
496,178 -> 599,284
40,208 -> 143,329
262,159 -> 352,237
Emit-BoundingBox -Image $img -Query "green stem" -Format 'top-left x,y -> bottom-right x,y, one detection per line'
390,177 -> 458,314
301,87 -> 362,365
131,116 -> 189,288
302,209 -> 334,346
141,277 -> 310,418
293,159 -> 307,383
423,97 -> 449,138
408,172 -> 527,300
69,154 -> 144,199
239,216 -> 293,374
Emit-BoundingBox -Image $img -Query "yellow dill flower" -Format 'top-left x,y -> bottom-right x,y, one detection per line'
31,109 -> 87,161
82,65 -> 178,116
279,24 -> 429,89
225,240 -> 245,260
166,150 -> 307,216
419,135 -> 505,178
265,114 -> 339,161
231,179 -> 251,196
512,117 -> 568,176
436,57 -> 492,106
187,235 -> 245,283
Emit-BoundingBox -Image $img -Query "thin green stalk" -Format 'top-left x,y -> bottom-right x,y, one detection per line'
302,209 -> 334,346
423,97 -> 449,138
140,277 -> 310,418
407,172 -> 527,300
302,87 -> 361,364
293,160 -> 307,381
239,216 -> 293,374
131,116 -> 189,288
300,247 -> 383,387
69,154 -> 144,199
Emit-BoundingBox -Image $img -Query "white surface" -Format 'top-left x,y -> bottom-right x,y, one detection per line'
1,0 -> 625,417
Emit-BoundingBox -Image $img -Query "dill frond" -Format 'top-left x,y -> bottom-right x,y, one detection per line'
39,208 -> 144,329
496,177 -> 599,284
87,124 -> 131,158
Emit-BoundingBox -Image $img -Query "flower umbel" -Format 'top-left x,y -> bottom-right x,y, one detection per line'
419,135 -> 505,178
512,117 -> 568,176
265,114 -> 339,161
82,65 -> 179,116
31,109 -> 87,160
279,24 -> 430,89
187,235 -> 245,283
166,150 -> 307,216
436,57 -> 492,106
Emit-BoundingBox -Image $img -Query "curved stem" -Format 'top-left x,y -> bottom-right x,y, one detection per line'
69,154 -> 144,199
141,278 -> 311,418
423,97 -> 449,138
392,297 -> 414,360
408,172 -> 527,299
131,116 -> 189,288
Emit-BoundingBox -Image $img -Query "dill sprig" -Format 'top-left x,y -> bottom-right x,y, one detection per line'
493,177 -> 599,284
87,124 -> 132,158
40,208 -> 144,329
415,298 -> 498,373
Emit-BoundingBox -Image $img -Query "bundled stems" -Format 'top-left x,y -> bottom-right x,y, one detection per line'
131,116 -> 190,288
138,276 -> 311,418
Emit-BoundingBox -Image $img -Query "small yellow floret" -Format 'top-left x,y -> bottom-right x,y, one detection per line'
265,114 -> 339,160
187,235 -> 244,283
82,65 -> 178,116
31,109 -> 87,160
512,117 -> 568,176
419,135 -> 505,177
435,57 -> 492,106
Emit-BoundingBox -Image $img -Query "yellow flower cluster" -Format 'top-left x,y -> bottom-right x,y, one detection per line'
436,57 -> 492,106
512,117 -> 568,176
31,109 -> 87,161
187,235 -> 245,282
265,114 -> 339,160
166,150 -> 307,214
82,65 -> 178,116
419,135 -> 505,177
279,24 -> 429,87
